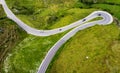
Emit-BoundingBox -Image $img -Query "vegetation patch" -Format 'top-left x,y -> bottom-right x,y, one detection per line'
0,13 -> 27,72
1,0 -> 120,73
47,24 -> 120,73
92,4 -> 120,19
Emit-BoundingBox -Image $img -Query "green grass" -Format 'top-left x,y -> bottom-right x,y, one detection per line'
92,4 -> 120,19
2,6 -> 96,73
0,9 -> 27,72
1,0 -> 120,73
50,8 -> 96,29
47,23 -> 120,73
2,32 -> 67,73
0,6 -> 6,19
5,0 -> 86,29
105,0 -> 120,4
6,6 -> 96,30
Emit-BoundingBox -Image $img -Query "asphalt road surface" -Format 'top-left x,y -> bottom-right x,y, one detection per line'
0,0 -> 113,73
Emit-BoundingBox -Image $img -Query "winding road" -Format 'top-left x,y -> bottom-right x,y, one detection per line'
0,0 -> 113,73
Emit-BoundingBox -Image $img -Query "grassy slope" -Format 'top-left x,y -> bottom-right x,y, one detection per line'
47,1 -> 120,73
0,5 -> 27,71
2,1 -> 96,72
3,32 -> 67,73
1,0 -> 120,73
48,24 -> 120,73
5,0 -> 80,29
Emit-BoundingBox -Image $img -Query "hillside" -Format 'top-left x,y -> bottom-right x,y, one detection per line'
0,0 -> 120,73
0,5 -> 27,71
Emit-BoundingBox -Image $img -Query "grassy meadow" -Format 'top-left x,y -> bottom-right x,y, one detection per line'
0,0 -> 120,73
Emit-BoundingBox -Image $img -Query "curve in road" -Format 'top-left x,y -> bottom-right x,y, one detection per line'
37,12 -> 113,73
0,0 -> 113,36
0,0 -> 113,73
